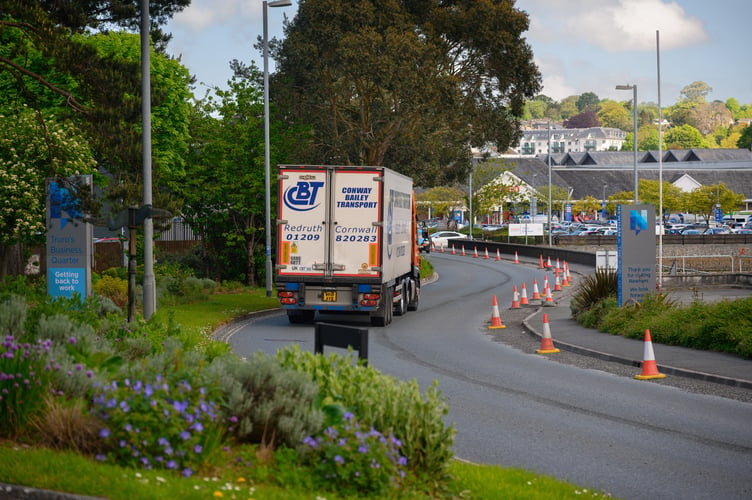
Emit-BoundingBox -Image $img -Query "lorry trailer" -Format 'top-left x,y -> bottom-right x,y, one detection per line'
275,165 -> 421,326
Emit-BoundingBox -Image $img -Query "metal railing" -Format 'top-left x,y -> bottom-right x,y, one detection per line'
664,254 -> 734,274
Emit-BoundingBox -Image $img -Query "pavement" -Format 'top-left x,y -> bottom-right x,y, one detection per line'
520,271 -> 752,390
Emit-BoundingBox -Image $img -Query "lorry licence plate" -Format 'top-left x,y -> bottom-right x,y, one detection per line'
322,291 -> 337,302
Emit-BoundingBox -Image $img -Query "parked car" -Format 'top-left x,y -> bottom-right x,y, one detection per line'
703,227 -> 731,235
681,229 -> 702,235
430,231 -> 468,249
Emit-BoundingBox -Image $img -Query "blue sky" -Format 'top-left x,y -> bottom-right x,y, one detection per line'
165,0 -> 752,106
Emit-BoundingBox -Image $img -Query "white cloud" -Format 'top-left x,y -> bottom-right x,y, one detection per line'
572,0 -> 708,51
172,0 -> 260,32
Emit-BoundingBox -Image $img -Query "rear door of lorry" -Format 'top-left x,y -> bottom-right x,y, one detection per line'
277,166 -> 382,281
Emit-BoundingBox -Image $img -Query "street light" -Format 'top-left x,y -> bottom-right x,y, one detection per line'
263,0 -> 292,297
602,183 -> 608,221
616,84 -> 638,203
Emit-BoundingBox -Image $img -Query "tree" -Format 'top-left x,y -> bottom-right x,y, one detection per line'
679,81 -> 712,103
576,92 -> 600,113
559,96 -> 579,120
180,62 -> 308,285
637,180 -> 684,216
684,184 -> 743,225
737,125 -> 752,150
416,186 -> 466,221
664,124 -> 711,149
0,105 -> 97,277
637,125 -> 663,151
525,99 -> 547,119
273,0 -> 541,186
597,100 -> 631,130
689,101 -> 733,135
564,111 -> 599,129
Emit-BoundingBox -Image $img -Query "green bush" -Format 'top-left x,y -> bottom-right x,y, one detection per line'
91,374 -> 225,477
303,412 -> 408,497
276,346 -> 455,481
570,269 -> 617,320
93,275 -> 128,308
206,353 -> 324,451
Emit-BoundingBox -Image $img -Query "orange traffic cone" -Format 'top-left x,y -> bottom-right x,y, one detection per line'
520,282 -> 529,305
483,248 -> 490,259
539,254 -> 545,269
546,256 -> 552,268
510,286 -> 520,309
554,269 -> 562,292
543,275 -> 550,293
634,330 -> 666,380
473,247 -> 479,258
461,246 -> 466,256
451,245 -> 456,255
536,313 -> 560,353
488,295 -> 506,329
543,283 -> 554,306
531,279 -> 541,300
562,261 -> 571,286
439,242 -> 445,253
555,258 -> 561,272
514,251 -> 519,264
495,248 -> 502,261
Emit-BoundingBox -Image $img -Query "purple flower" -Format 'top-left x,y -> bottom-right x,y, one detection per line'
173,400 -> 188,413
182,468 -> 193,478
166,460 -> 177,470
179,430 -> 191,440
68,336 -> 76,344
193,444 -> 202,454
334,455 -> 344,464
99,428 -> 110,439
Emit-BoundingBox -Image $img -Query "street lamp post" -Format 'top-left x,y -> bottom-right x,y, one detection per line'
263,0 -> 292,297
616,84 -> 638,203
602,183 -> 608,220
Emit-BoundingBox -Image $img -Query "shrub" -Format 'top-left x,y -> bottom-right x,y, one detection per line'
570,268 -> 617,320
91,375 -> 225,477
303,411 -> 408,497
0,335 -> 55,437
207,353 -> 324,451
277,346 -> 455,480
31,395 -> 104,454
92,275 -> 128,308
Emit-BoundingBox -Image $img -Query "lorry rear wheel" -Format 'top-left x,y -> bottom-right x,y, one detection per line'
287,310 -> 315,324
371,286 -> 393,326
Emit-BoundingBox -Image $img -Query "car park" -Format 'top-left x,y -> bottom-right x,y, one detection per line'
680,229 -> 702,235
430,231 -> 467,249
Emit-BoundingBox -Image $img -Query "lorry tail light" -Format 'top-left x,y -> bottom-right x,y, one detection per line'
278,291 -> 297,304
360,299 -> 378,307
362,293 -> 380,300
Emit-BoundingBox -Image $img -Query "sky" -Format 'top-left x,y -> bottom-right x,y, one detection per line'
165,0 -> 752,107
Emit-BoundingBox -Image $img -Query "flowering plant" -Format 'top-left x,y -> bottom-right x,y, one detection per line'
0,335 -> 54,436
303,412 -> 407,497
91,375 -> 225,477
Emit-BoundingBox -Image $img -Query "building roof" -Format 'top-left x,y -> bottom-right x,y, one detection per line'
499,149 -> 752,203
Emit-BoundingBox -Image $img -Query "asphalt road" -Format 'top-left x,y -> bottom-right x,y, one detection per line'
218,253 -> 752,500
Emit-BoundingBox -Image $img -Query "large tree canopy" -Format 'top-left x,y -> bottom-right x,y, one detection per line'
273,0 -> 541,186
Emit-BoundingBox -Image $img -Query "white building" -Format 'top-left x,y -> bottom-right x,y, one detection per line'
512,127 -> 627,155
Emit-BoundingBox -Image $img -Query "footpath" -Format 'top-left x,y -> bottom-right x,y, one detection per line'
520,268 -> 752,390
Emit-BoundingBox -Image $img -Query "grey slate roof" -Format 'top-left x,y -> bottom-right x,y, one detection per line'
502,149 -> 752,203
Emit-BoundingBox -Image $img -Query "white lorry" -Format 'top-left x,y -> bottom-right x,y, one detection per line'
275,165 -> 421,326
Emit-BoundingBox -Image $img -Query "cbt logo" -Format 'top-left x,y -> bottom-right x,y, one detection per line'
284,181 -> 324,211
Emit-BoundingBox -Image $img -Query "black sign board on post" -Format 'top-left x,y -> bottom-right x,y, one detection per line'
314,322 -> 369,365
